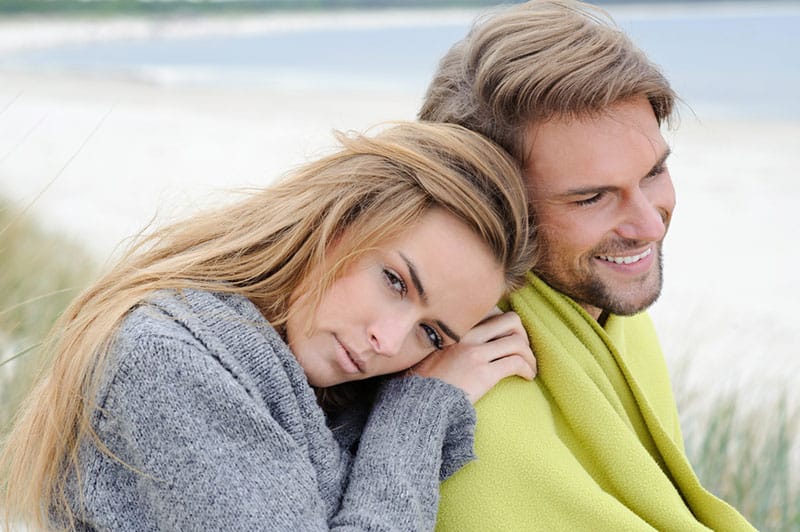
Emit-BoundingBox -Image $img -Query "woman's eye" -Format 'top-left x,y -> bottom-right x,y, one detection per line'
383,268 -> 407,297
575,193 -> 603,206
421,323 -> 443,350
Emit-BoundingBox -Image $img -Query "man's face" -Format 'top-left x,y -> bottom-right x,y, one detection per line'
523,97 -> 675,319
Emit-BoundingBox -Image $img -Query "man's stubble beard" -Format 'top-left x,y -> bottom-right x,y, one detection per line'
534,241 -> 665,317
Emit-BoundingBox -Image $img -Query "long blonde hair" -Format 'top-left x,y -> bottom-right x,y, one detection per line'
0,121 -> 535,530
419,0 -> 676,165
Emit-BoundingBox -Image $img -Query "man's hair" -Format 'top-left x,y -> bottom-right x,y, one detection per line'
419,0 -> 677,164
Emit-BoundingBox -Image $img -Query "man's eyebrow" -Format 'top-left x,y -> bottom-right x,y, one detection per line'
400,253 -> 460,343
558,184 -> 614,198
558,147 -> 672,198
649,147 -> 672,175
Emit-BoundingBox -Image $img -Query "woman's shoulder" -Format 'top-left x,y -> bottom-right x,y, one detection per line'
116,288 -> 273,347
111,288 -> 303,406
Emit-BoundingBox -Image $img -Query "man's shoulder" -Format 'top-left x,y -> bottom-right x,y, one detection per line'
606,310 -> 663,356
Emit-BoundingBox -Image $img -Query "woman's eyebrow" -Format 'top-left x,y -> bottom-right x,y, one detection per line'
400,252 -> 428,303
400,252 -> 460,343
436,320 -> 461,343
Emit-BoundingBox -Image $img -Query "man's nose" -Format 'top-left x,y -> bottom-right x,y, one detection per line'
616,189 -> 670,242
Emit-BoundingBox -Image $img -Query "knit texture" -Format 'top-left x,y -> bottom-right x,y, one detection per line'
435,273 -> 755,531
70,289 -> 476,531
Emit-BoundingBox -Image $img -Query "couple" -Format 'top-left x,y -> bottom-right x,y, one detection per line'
1,2 -> 755,531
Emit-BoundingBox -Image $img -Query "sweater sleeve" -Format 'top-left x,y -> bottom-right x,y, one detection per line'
82,333 -> 338,531
331,376 -> 476,531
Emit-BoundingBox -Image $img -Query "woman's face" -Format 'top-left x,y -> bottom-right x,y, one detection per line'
286,209 -> 505,388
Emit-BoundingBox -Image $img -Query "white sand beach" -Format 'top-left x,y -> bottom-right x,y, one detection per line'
1,9 -> 798,412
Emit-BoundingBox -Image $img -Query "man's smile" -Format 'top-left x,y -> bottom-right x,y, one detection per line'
595,247 -> 652,265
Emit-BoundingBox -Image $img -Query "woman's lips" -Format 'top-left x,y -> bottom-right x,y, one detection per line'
334,335 -> 364,374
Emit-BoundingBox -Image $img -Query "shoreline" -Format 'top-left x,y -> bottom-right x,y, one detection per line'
0,9 -> 482,55
1,2 -> 799,55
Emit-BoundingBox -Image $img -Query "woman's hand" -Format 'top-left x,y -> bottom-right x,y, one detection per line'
410,310 -> 536,404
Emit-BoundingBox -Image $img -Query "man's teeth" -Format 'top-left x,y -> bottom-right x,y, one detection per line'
597,247 -> 652,265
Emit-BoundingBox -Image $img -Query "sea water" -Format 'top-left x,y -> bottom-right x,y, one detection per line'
4,2 -> 800,120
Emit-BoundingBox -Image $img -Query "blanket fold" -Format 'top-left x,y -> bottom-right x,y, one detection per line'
436,273 -> 754,531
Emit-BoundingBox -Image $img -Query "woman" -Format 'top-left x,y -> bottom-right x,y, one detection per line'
1,122 -> 536,531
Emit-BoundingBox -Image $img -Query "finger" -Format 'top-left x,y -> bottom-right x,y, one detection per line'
461,311 -> 526,345
489,354 -> 536,382
445,339 -> 536,381
482,335 -> 538,376
466,334 -> 535,368
492,346 -> 537,378
491,337 -> 537,377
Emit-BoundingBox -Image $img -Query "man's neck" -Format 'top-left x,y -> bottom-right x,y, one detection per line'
579,302 -> 604,322
578,303 -> 611,326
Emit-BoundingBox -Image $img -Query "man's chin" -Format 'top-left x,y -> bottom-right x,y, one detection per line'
595,278 -> 663,316
538,273 -> 662,317
606,296 -> 660,316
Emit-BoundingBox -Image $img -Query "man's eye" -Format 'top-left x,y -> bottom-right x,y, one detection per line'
383,268 -> 407,296
421,323 -> 443,350
647,164 -> 667,179
575,193 -> 603,206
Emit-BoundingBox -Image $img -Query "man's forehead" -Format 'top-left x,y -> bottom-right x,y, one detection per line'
521,103 -> 668,191
523,97 -> 663,139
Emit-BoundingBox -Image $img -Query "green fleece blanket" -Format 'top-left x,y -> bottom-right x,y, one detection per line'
436,273 -> 754,531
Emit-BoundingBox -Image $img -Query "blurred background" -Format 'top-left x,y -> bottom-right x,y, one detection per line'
1,1 -> 799,529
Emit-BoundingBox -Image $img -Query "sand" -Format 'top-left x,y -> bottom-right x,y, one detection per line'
1,11 -> 798,410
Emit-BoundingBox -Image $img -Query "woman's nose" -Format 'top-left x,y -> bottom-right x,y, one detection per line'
368,318 -> 410,357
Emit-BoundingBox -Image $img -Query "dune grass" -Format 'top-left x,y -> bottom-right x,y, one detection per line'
0,195 -> 797,529
0,198 -> 95,436
677,382 -> 800,531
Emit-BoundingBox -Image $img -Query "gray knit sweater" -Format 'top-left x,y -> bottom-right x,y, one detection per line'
70,289 -> 476,531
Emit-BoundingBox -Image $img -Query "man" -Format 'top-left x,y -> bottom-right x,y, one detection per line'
420,1 -> 754,530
